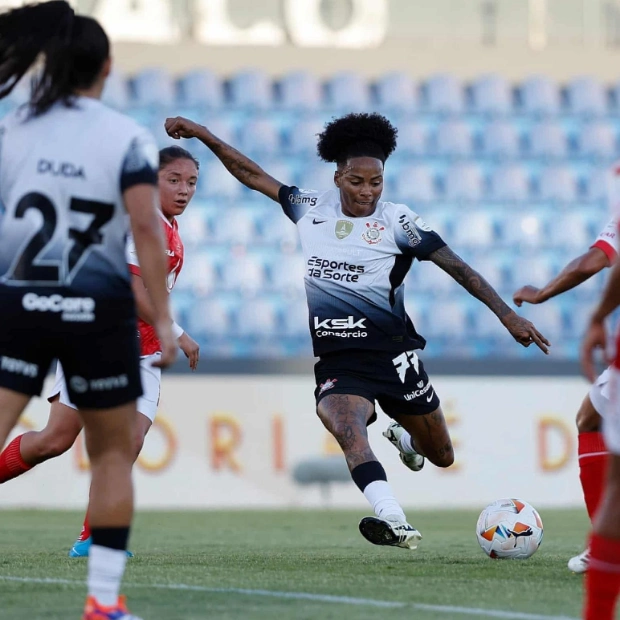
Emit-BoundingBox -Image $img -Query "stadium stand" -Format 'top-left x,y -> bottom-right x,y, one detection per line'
47,69 -> 616,360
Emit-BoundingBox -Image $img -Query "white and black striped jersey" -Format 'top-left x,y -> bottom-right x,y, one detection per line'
278,186 -> 446,356
0,97 -> 158,300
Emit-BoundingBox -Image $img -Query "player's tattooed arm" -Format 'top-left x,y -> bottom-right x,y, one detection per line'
429,246 -> 550,353
164,116 -> 283,202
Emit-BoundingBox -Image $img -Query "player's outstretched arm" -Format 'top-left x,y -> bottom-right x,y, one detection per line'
164,116 -> 283,202
125,185 -> 176,368
514,247 -> 611,307
582,258 -> 620,381
429,245 -> 550,354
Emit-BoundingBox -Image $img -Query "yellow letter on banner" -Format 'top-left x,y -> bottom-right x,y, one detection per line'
210,414 -> 242,473
538,416 -> 573,471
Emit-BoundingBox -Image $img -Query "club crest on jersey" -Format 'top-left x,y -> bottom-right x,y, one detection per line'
335,220 -> 354,240
362,221 -> 385,245
319,378 -> 338,394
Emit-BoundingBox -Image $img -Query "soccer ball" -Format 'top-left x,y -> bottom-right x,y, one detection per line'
476,498 -> 544,559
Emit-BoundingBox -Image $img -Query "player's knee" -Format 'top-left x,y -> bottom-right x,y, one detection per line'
32,431 -> 74,460
432,452 -> 455,468
576,404 -> 602,433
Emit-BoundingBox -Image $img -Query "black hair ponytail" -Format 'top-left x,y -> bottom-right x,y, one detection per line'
0,1 -> 110,116
159,146 -> 200,172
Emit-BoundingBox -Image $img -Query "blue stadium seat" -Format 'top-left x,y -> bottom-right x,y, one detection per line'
133,68 -> 176,107
528,121 -> 568,158
281,299 -> 310,337
198,161 -> 243,200
566,76 -> 606,116
499,211 -> 547,249
507,255 -> 556,289
538,165 -> 578,202
489,164 -> 530,201
228,69 -> 273,109
278,71 -> 322,110
548,211 -> 596,252
374,72 -> 418,112
221,252 -> 267,294
286,116 -> 325,156
188,297 -> 235,338
176,208 -> 211,246
235,296 -> 281,337
175,251 -> 218,296
101,71 -> 130,110
424,74 -> 464,115
444,163 -> 484,201
397,121 -> 431,156
178,69 -> 223,108
300,164 -> 337,191
584,168 -> 610,202
578,121 -> 616,159
519,303 -> 565,342
450,209 -> 496,249
270,253 -> 306,294
204,118 -> 237,147
435,120 -> 473,157
519,76 -> 560,116
212,208 -> 259,245
392,165 -> 437,203
325,72 -> 371,111
470,74 -> 512,115
481,120 -> 520,158
239,118 -> 281,156
422,300 -> 471,340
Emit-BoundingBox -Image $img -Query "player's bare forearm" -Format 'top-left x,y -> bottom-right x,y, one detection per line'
429,246 -> 512,321
130,274 -> 156,326
537,248 -> 609,303
165,117 -> 282,201
592,259 -> 620,323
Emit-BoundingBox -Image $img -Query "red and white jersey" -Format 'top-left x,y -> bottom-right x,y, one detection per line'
591,217 -> 618,263
126,210 -> 184,356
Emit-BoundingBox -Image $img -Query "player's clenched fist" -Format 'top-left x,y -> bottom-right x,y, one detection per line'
165,116 -> 204,140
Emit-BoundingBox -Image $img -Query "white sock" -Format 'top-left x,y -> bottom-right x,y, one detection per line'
363,480 -> 407,522
398,431 -> 415,454
87,545 -> 127,607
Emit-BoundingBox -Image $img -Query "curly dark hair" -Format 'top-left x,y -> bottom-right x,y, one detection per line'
317,112 -> 398,165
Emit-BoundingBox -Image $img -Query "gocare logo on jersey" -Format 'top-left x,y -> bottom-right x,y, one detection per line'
398,214 -> 421,248
22,293 -> 95,323
313,316 -> 368,338
307,256 -> 365,282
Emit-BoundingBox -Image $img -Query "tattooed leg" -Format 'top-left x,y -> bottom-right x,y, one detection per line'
317,394 -> 377,471
391,407 -> 455,468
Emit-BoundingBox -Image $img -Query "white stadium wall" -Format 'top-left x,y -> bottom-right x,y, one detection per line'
1,374 -> 591,510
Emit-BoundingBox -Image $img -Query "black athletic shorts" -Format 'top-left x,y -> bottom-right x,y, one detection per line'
314,349 -> 441,423
0,286 -> 142,409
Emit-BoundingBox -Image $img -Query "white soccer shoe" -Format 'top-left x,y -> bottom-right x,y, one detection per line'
358,515 -> 422,550
568,548 -> 590,574
383,422 -> 425,472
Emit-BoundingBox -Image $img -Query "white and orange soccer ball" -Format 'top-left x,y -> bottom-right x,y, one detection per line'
476,498 -> 544,559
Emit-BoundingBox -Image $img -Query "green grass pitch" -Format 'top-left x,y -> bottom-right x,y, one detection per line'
0,508 -> 610,619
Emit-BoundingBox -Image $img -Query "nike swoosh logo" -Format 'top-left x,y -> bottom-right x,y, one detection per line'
313,219 -> 326,225
426,390 -> 435,403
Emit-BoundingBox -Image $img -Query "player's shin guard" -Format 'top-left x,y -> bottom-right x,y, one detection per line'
351,461 -> 406,522
88,527 -> 130,607
0,435 -> 32,483
584,533 -> 620,620
578,432 -> 609,520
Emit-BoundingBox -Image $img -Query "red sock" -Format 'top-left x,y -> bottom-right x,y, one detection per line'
584,533 -> 620,620
0,435 -> 32,483
78,513 -> 91,542
578,432 -> 609,520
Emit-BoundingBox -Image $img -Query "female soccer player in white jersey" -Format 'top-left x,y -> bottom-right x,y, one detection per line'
0,146 -> 200,557
513,217 -> 617,573
165,111 -> 549,549
0,3 -> 176,619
